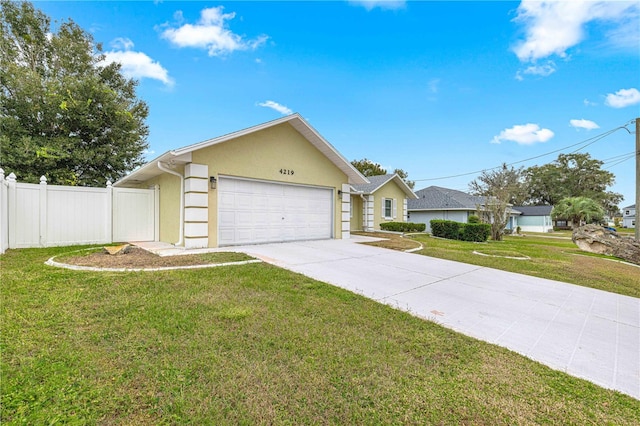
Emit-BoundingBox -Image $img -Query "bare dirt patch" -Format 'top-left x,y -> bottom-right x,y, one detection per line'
59,247 -> 253,269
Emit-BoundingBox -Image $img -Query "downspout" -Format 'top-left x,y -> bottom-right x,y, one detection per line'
157,161 -> 184,246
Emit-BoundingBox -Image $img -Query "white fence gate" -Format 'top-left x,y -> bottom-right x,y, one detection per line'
0,169 -> 158,253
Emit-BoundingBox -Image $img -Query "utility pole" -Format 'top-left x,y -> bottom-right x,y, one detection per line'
636,117 -> 639,241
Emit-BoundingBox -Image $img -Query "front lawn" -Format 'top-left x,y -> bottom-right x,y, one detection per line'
1,247 -> 639,424
357,232 -> 640,298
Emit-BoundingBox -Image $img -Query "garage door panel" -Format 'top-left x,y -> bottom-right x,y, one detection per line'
218,177 -> 332,246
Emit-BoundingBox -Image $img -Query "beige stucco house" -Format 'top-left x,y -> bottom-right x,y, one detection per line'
114,114 -> 377,248
349,174 -> 418,231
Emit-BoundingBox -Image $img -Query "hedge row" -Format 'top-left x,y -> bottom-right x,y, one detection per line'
379,222 -> 426,232
430,219 -> 490,242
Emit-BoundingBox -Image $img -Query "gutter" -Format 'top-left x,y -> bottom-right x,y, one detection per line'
157,161 -> 184,246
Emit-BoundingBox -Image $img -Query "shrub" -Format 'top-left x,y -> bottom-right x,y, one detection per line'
379,222 -> 426,233
468,215 -> 480,224
430,219 -> 490,242
459,223 -> 491,242
430,220 -> 461,240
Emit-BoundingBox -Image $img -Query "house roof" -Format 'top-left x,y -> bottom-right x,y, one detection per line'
622,204 -> 636,209
114,113 -> 368,187
351,174 -> 417,198
408,186 -> 487,211
512,205 -> 553,216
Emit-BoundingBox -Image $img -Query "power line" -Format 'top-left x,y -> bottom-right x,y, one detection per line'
413,120 -> 635,182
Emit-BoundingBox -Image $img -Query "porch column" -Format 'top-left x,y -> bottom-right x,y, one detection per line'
364,195 -> 375,231
184,163 -> 209,249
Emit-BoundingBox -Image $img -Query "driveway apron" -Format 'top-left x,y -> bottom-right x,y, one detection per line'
234,238 -> 640,400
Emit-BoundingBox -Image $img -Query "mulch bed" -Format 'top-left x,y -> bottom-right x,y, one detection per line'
60,247 -> 240,268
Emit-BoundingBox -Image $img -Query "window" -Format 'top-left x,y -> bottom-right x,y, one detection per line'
382,198 -> 396,219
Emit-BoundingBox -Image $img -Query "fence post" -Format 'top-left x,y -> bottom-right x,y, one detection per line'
6,173 -> 17,249
39,176 -> 47,247
0,169 -> 7,253
106,180 -> 113,244
153,184 -> 160,241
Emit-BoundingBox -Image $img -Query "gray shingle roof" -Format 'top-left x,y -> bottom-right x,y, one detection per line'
351,174 -> 396,194
408,186 -> 486,210
512,205 -> 553,216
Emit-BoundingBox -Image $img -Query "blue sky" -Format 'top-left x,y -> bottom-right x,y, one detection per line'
36,1 -> 640,207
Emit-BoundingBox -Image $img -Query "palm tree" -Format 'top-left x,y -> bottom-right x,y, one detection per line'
551,197 -> 605,228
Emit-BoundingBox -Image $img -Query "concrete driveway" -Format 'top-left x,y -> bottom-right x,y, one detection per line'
232,237 -> 640,400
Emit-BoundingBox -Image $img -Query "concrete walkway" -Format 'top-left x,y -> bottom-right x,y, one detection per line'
135,237 -> 640,399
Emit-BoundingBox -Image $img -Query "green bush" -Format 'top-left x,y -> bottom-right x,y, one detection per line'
379,222 -> 426,232
468,215 -> 480,224
430,220 -> 490,242
460,223 -> 491,241
430,220 -> 461,240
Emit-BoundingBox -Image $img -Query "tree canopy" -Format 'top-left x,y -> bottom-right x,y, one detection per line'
551,197 -> 605,228
350,158 -> 415,189
524,153 -> 622,214
0,1 -> 149,186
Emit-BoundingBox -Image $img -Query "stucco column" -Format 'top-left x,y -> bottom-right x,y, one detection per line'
365,195 -> 375,231
184,163 -> 209,249
341,183 -> 351,239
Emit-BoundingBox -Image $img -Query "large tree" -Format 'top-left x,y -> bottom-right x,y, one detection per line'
524,153 -> 622,215
469,164 -> 525,241
350,158 -> 415,189
0,1 -> 149,186
552,196 -> 605,228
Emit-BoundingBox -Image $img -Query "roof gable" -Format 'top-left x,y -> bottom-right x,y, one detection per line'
115,113 -> 367,187
351,174 -> 417,198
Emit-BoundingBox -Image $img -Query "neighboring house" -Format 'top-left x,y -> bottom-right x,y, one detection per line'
114,113 -> 369,248
512,205 -> 553,233
622,204 -> 636,228
350,174 -> 417,231
407,186 -> 519,233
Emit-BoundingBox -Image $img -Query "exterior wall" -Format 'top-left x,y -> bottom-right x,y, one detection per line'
516,215 -> 553,233
623,207 -> 636,228
350,194 -> 363,231
145,169 -> 183,244
371,180 -> 408,230
408,210 -> 472,233
191,122 -> 348,247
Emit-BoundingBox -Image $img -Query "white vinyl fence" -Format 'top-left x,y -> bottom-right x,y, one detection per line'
0,169 -> 158,254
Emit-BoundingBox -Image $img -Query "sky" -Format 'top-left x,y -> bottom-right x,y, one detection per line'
35,0 -> 640,207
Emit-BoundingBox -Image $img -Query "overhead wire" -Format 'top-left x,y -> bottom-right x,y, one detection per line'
412,119 -> 636,182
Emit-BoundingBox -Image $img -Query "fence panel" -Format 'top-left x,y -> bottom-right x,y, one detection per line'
46,185 -> 110,246
112,187 -> 156,242
12,183 -> 41,248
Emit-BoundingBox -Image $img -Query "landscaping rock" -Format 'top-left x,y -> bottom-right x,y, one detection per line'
572,224 -> 640,265
103,244 -> 131,255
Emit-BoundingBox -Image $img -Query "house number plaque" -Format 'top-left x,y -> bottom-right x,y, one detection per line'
279,169 -> 294,175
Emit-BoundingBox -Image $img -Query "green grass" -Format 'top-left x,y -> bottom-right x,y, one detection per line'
411,234 -> 640,298
2,247 -> 639,424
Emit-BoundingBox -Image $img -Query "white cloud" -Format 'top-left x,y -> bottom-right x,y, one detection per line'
427,78 -> 440,94
583,98 -> 597,107
258,100 -> 293,115
161,6 -> 268,56
110,37 -> 134,51
102,38 -> 173,87
512,1 -> 638,79
491,123 -> 554,145
513,1 -> 637,62
349,0 -> 406,11
515,61 -> 556,80
604,88 -> 640,108
570,119 -> 600,130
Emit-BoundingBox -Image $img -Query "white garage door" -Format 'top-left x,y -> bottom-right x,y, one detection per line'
218,177 -> 333,246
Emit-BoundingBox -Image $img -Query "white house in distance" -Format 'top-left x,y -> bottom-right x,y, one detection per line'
622,204 -> 636,228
